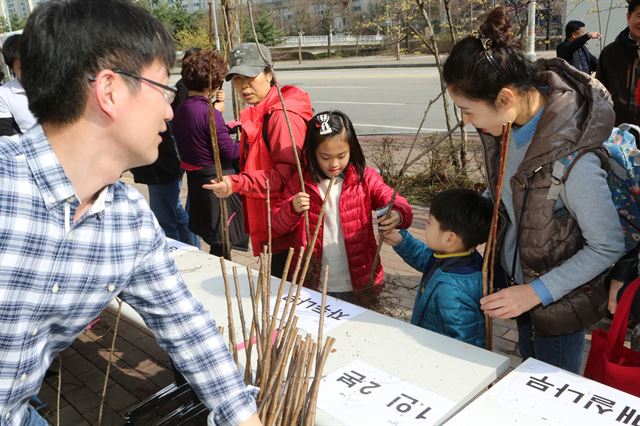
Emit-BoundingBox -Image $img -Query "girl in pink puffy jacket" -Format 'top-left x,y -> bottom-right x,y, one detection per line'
271,110 -> 413,303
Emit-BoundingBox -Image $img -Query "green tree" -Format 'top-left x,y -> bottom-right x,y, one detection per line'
0,17 -> 10,34
132,0 -> 156,9
243,10 -> 285,46
9,15 -> 26,31
134,1 -> 199,39
174,27 -> 210,51
150,3 -> 197,36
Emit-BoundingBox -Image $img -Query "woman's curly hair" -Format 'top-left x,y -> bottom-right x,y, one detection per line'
181,49 -> 227,92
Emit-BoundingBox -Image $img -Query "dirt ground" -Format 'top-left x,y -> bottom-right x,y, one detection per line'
360,131 -> 487,206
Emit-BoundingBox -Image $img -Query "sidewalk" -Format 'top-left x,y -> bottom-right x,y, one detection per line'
171,50 -> 558,75
273,50 -> 557,71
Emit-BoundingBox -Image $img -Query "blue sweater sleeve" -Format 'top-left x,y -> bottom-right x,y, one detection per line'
392,229 -> 433,272
530,278 -> 553,306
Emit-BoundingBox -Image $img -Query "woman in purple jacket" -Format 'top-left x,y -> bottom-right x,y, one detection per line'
172,49 -> 249,256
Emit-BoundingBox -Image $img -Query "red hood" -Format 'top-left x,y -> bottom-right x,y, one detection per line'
241,85 -> 313,126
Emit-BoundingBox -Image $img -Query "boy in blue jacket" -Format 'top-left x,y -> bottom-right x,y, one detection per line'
383,188 -> 492,348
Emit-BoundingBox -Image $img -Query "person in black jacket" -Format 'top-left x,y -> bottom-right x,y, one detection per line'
597,0 -> 640,125
0,34 -> 37,136
130,48 -> 202,247
556,20 -> 600,74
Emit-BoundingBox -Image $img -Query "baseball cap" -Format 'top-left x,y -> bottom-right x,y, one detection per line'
225,43 -> 272,81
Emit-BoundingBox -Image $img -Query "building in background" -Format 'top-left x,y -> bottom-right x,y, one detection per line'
0,0 -> 8,24
4,0 -> 45,20
167,0 -> 207,13
251,0 -> 379,35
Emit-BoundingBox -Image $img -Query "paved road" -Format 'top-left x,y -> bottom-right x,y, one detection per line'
280,68 -> 453,135
210,67 -> 462,136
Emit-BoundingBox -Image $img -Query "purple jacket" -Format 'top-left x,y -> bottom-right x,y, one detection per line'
172,96 -> 239,168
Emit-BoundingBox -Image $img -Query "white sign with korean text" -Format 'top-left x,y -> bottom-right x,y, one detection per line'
491,358 -> 640,425
317,360 -> 456,426
270,287 -> 365,337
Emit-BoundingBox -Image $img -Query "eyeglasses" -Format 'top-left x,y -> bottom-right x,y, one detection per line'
89,69 -> 177,104
114,69 -> 177,104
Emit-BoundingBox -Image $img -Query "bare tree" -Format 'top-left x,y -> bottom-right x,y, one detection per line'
412,0 -> 462,169
222,0 -> 242,47
367,0 -> 419,60
292,0 -> 312,35
221,0 -> 242,118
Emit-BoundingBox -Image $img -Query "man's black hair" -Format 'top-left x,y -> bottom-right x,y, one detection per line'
629,0 -> 640,14
430,188 -> 493,250
565,20 -> 585,38
303,110 -> 366,182
2,34 -> 20,75
20,0 -> 176,125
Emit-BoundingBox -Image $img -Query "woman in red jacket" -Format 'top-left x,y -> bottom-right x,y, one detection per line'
205,43 -> 313,278
272,111 -> 413,303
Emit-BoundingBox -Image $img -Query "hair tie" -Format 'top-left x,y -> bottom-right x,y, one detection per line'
469,30 -> 494,51
469,30 -> 500,72
315,114 -> 332,135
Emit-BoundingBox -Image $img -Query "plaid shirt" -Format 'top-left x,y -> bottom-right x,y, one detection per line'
0,126 -> 257,426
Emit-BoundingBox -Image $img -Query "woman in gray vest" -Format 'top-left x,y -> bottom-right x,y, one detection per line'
442,7 -> 625,373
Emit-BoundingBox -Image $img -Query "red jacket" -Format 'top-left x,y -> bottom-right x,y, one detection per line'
229,85 -> 313,255
272,164 -> 413,291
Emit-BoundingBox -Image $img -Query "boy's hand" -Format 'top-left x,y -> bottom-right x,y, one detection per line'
203,176 -> 233,198
381,229 -> 403,247
377,210 -> 401,231
292,192 -> 310,213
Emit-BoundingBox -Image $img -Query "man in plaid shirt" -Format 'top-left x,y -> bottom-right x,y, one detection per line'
0,0 -> 261,425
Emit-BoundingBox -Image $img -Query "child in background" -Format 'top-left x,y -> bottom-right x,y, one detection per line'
383,188 -> 492,348
272,110 -> 413,303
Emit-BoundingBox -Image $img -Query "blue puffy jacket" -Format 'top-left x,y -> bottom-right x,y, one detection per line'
393,229 -> 486,348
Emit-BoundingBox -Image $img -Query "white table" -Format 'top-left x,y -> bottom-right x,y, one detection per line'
446,357 -> 640,425
111,246 -> 510,425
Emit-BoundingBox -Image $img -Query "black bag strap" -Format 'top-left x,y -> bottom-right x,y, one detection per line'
11,117 -> 21,135
261,111 -> 310,152
262,113 -> 271,152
